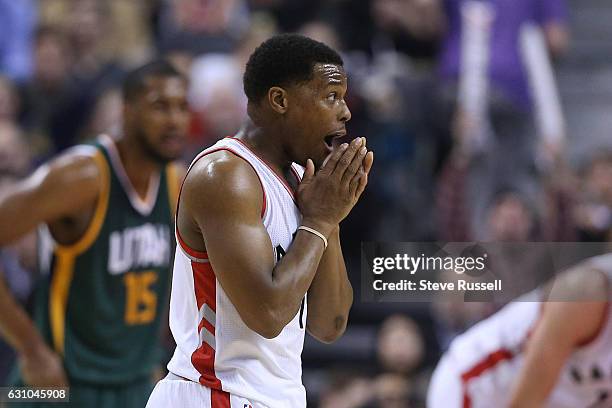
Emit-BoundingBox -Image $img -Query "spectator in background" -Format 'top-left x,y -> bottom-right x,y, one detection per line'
66,0 -> 116,80
187,14 -> 276,155
0,0 -> 37,82
299,20 -> 342,51
36,0 -> 125,152
370,0 -> 443,60
318,374 -> 374,408
573,151 -> 612,241
377,315 -> 424,376
376,315 -> 427,405
19,26 -> 76,160
432,0 -> 570,239
156,0 -> 250,56
373,373 -> 413,408
484,189 -> 538,242
0,76 -> 20,124
250,0 -> 327,33
109,1 -> 156,67
0,122 -> 31,178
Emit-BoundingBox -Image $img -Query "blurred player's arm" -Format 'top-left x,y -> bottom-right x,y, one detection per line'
0,153 -> 102,245
0,152 -> 100,386
0,272 -> 67,386
306,148 -> 373,343
180,140 -> 370,339
508,268 -> 608,408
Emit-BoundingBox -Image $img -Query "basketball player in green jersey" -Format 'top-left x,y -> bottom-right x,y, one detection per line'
0,60 -> 189,407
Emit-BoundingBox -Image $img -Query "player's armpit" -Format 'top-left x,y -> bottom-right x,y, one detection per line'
180,153 -> 324,339
0,152 -> 102,245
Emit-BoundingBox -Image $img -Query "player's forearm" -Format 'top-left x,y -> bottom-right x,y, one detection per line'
0,275 -> 46,356
306,227 -> 353,343
261,221 -> 334,335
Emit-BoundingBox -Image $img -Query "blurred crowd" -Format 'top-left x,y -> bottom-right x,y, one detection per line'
1,0 -> 612,407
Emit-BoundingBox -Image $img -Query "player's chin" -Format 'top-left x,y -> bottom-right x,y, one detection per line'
159,144 -> 184,162
153,148 -> 182,164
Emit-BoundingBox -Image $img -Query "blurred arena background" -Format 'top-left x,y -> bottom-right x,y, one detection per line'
1,0 -> 611,407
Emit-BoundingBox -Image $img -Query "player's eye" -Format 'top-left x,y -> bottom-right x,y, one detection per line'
326,92 -> 337,102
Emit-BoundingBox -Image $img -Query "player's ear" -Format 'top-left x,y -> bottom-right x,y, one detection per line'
268,87 -> 288,114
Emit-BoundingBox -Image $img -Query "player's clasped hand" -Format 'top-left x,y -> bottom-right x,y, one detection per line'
298,137 -> 374,231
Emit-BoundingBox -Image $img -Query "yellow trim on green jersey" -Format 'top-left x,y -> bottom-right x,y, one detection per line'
49,150 -> 110,354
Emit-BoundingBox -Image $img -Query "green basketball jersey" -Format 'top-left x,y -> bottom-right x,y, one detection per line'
33,135 -> 180,385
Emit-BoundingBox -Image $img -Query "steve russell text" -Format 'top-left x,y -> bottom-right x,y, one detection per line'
372,279 -> 502,292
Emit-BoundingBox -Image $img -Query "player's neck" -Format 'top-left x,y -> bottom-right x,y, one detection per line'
114,137 -> 161,199
236,122 -> 293,175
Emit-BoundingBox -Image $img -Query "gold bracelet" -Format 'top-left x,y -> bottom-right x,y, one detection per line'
298,226 -> 328,249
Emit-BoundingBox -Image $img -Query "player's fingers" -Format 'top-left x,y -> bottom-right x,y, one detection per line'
333,137 -> 363,180
355,172 -> 369,200
301,159 -> 315,184
362,151 -> 374,175
342,144 -> 367,186
349,168 -> 364,196
319,143 -> 348,176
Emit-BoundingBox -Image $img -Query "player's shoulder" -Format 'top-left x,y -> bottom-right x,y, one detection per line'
42,145 -> 105,187
49,144 -> 101,170
189,149 -> 259,184
182,150 -> 263,211
545,257 -> 609,302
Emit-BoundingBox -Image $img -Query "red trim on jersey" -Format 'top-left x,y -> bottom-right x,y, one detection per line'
229,137 -> 298,202
174,146 -> 268,259
177,228 -> 209,259
290,164 -> 302,183
460,348 -> 514,408
211,389 -> 231,407
199,316 -> 215,336
190,261 -> 222,390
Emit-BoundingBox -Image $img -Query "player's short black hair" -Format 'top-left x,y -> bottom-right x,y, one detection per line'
243,33 -> 343,103
122,60 -> 184,103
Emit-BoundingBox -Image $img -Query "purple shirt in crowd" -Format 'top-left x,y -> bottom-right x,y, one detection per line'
438,0 -> 568,109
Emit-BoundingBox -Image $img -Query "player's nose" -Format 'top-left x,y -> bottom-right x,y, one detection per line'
339,99 -> 351,123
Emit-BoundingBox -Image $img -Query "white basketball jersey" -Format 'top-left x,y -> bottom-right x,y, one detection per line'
166,137 -> 307,407
447,254 -> 612,408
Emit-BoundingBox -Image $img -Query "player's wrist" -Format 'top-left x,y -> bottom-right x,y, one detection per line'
19,335 -> 49,360
300,218 -> 336,238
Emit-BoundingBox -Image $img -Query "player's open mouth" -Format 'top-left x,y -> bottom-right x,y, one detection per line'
324,131 -> 347,150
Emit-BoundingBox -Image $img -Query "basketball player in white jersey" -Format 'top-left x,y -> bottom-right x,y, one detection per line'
146,34 -> 374,408
428,253 -> 612,408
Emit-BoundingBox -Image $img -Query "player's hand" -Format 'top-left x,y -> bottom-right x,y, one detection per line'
19,343 -> 68,387
298,137 -> 374,233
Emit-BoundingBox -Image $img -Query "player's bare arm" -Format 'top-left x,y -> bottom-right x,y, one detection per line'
178,137 -> 369,339
306,138 -> 374,343
0,151 -> 102,245
0,273 -> 68,386
509,268 -> 608,407
0,151 -> 103,386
